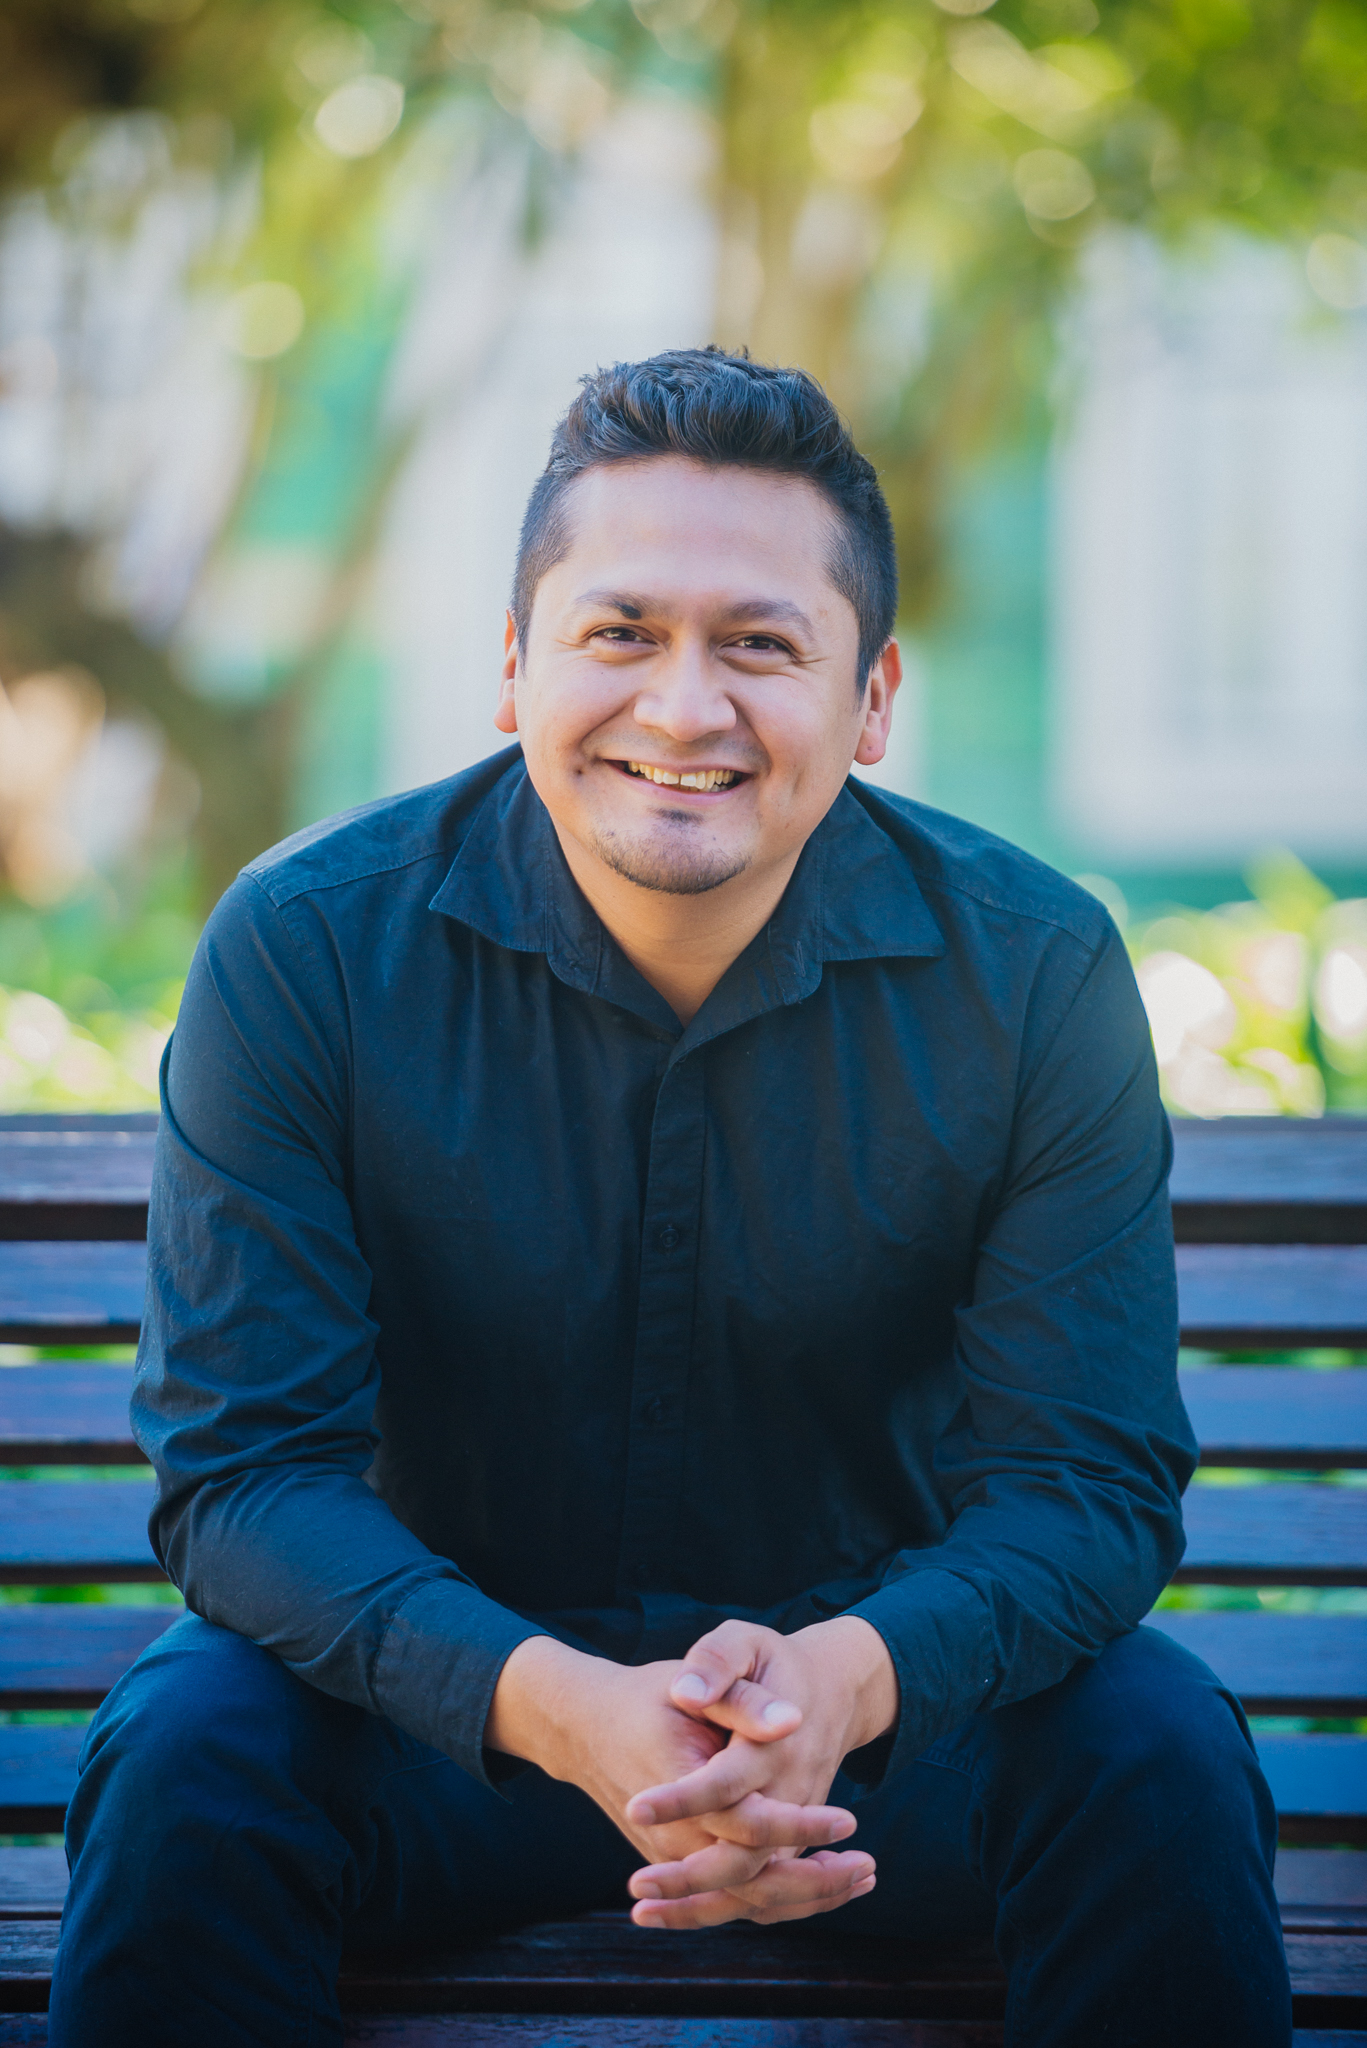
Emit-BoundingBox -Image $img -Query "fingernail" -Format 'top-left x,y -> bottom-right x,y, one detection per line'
630,1802 -> 657,1826
633,1881 -> 662,1900
830,1817 -> 856,1840
854,1876 -> 876,1893
762,1699 -> 798,1726
673,1672 -> 709,1701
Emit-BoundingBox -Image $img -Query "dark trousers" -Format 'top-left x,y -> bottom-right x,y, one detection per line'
48,1614 -> 1291,2047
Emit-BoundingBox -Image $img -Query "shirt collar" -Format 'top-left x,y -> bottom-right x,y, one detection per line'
430,755 -> 943,1034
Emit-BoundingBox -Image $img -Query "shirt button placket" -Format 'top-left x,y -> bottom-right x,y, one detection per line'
616,1052 -> 705,1599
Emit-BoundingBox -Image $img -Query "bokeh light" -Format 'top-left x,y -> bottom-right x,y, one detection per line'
217,281 -> 306,361
1307,233 -> 1367,312
313,75 -> 405,160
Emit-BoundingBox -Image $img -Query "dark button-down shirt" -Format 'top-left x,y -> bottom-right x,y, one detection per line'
135,746 -> 1194,1787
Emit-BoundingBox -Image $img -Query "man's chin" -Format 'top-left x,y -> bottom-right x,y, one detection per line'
589,827 -> 749,897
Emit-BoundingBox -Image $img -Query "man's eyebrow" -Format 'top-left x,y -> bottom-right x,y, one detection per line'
715,597 -> 815,637
572,590 -> 816,637
573,589 -> 649,620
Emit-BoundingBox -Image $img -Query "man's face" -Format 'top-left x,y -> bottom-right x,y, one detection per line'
496,457 -> 899,898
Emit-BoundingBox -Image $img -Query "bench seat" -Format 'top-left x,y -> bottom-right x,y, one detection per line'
0,1905 -> 1364,2036
1,1112 -> 1365,2037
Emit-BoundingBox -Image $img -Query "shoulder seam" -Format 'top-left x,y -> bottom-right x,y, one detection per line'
847,781 -> 1106,951
907,864 -> 1106,954
247,840 -> 456,911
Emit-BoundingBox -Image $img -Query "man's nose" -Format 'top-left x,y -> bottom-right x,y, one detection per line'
632,641 -> 738,743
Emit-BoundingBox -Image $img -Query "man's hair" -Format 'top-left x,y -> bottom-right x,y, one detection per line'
511,347 -> 898,694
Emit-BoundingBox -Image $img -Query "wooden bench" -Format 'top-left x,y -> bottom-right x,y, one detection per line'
1,1111 -> 1366,2042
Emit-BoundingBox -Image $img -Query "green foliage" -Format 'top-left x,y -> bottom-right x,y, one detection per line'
717,0 -> 1367,606
0,856 -> 196,1109
1123,853 -> 1367,1117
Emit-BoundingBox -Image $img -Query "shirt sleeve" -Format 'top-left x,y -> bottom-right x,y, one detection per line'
847,918 -> 1196,1781
132,871 -> 545,1785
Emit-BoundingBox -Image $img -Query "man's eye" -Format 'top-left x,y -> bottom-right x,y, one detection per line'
594,627 -> 644,642
735,636 -> 789,653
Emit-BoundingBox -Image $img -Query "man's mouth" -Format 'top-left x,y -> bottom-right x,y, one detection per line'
620,761 -> 744,791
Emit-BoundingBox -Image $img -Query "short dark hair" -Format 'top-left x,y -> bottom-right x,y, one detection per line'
511,347 -> 897,694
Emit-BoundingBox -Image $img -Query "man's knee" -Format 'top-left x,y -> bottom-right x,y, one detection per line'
980,1624 -> 1276,1867
80,1612 -> 303,1790
68,1611 -> 387,1879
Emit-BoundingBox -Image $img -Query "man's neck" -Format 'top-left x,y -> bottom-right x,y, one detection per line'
553,830 -> 802,1025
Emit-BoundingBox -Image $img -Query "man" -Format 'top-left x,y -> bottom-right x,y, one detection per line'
50,349 -> 1290,2045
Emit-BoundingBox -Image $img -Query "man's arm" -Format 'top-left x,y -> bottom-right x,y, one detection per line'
838,917 -> 1194,1780
134,874 -> 544,1783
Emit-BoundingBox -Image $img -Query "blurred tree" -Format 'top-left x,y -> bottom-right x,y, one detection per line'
0,0 -> 1364,902
721,0 -> 1367,612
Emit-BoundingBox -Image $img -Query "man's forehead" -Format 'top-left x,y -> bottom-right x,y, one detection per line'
540,460 -> 850,617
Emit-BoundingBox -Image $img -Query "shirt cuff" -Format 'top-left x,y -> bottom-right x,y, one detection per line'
372,1574 -> 549,1788
846,1568 -> 998,1785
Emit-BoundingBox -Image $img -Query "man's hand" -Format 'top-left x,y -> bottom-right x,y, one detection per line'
621,1615 -> 899,1929
485,1635 -> 874,1924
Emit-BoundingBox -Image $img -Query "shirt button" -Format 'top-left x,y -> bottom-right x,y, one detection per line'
657,1224 -> 680,1251
642,1396 -> 667,1426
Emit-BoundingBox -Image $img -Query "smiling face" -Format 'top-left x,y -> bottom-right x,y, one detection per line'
496,457 -> 900,902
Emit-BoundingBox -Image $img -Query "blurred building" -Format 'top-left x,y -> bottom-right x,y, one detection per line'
925,229 -> 1367,909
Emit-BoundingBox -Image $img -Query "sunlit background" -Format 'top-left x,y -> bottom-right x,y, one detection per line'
2,0 -> 1367,1114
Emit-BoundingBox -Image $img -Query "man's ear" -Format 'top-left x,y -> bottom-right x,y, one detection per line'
852,638 -> 902,767
494,611 -> 519,734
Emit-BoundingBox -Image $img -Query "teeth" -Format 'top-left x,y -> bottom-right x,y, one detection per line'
627,763 -> 739,790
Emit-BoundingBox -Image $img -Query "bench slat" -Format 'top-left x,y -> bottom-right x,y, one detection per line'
1176,1248 -> 1367,1351
1142,1613 -> 1367,1714
1,1117 -> 1365,1250
0,1484 -> 162,1585
1259,1737 -> 1367,1846
1182,1368 -> 1367,1470
0,1128 -> 154,1245
1176,1484 -> 1367,1585
0,2016 -> 1361,2048
0,1917 -> 1362,2030
340,1915 -> 1008,2019
341,1928 -> 1365,2022
1276,1848 -> 1367,1935
1170,1119 -> 1367,1245
1,1247 -> 1364,1355
0,1478 -> 1360,1590
0,1366 -> 145,1465
0,1730 -> 83,1835
0,1247 -> 144,1349
0,1853 -> 67,1921
6,2015 -> 1014,2045
342,2021 -> 1358,2048
2,1364 -> 1364,1472
0,1607 -> 178,1708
